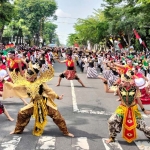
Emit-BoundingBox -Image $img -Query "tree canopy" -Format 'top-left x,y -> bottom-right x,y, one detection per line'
1,0 -> 58,45
67,0 -> 150,49
0,0 -> 14,42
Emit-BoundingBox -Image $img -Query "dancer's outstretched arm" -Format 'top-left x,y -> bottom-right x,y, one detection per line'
113,62 -> 125,69
56,59 -> 66,64
137,97 -> 150,115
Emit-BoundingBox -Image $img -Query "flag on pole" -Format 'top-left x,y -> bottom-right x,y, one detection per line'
133,29 -> 148,50
3,43 -> 15,56
118,42 -> 123,50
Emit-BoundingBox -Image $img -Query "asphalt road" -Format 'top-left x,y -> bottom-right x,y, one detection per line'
0,60 -> 150,150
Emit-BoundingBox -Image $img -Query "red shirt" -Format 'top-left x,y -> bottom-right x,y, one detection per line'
66,59 -> 74,67
7,58 -> 22,69
0,64 -> 6,70
45,53 -> 51,64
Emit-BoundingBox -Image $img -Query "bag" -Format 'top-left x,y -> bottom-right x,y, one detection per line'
0,102 -> 4,114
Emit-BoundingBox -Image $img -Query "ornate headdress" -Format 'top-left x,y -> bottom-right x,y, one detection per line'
121,70 -> 134,82
25,62 -> 40,79
10,63 -> 54,87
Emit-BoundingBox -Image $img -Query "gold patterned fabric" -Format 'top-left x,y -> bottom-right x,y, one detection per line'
115,105 -> 141,119
3,83 -> 58,136
108,113 -> 150,141
32,96 -> 48,136
2,65 -> 61,136
14,106 -> 69,135
6,64 -> 54,99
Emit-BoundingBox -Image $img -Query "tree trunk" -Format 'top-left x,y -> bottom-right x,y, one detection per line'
0,26 -> 4,43
127,32 -> 132,47
16,35 -> 18,45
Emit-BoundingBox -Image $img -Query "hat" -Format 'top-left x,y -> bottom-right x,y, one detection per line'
134,78 -> 146,89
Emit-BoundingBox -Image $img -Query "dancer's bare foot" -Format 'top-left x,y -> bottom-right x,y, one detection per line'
82,85 -> 85,87
10,131 -> 15,135
8,117 -> 14,121
116,98 -> 121,101
105,138 -> 114,143
56,84 -> 60,86
64,133 -> 74,137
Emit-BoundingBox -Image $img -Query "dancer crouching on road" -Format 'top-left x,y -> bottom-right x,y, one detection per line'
3,62 -> 74,137
56,48 -> 85,87
101,70 -> 150,143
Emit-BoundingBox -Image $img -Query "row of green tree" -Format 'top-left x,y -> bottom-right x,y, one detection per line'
0,0 -> 59,45
67,0 -> 150,50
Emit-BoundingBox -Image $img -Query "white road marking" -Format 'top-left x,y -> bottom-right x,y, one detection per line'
36,136 -> 56,150
70,80 -> 110,115
70,81 -> 149,118
72,137 -> 89,150
77,109 -> 111,115
102,138 -> 123,150
141,114 -> 150,118
70,80 -> 79,112
1,136 -> 21,150
134,140 -> 150,150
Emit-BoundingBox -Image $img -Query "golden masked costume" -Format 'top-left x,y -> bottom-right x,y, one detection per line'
3,64 -> 69,136
108,71 -> 150,143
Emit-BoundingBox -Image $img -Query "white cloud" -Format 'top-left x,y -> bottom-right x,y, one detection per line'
55,9 -> 71,17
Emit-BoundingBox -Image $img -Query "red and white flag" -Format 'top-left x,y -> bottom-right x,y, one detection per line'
118,42 -> 123,50
133,29 -> 148,50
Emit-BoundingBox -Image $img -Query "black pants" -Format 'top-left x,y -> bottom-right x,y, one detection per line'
98,65 -> 103,73
80,62 -> 84,72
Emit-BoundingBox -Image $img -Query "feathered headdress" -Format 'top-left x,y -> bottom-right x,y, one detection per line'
10,63 -> 54,87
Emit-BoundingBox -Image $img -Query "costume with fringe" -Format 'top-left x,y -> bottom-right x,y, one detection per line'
3,64 -> 69,136
108,86 -> 150,143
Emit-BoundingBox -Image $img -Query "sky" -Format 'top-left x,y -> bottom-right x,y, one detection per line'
53,0 -> 103,45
